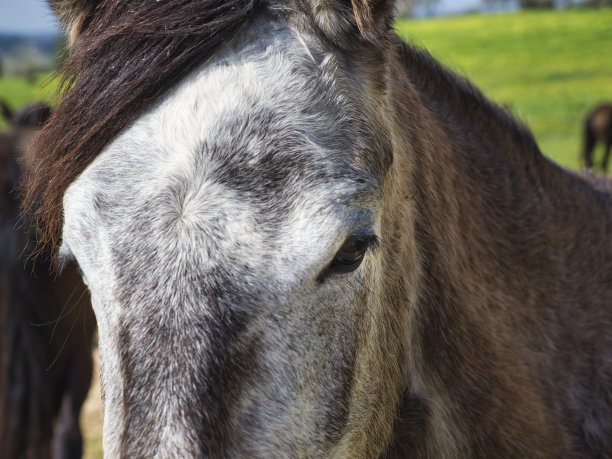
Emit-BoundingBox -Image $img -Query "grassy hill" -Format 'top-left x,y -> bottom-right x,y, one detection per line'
396,9 -> 612,170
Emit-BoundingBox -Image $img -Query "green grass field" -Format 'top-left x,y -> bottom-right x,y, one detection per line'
0,73 -> 58,129
396,9 -> 612,170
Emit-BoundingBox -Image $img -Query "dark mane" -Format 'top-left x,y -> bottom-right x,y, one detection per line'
23,0 -> 260,257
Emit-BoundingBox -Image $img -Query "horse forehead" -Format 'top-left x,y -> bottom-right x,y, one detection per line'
89,24 -> 367,198
62,21 -> 381,277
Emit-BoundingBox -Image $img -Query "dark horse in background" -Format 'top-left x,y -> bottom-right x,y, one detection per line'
0,101 -> 52,131
0,101 -> 95,459
583,103 -> 612,173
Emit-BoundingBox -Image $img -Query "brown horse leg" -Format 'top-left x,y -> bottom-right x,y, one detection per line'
52,393 -> 82,459
602,142 -> 611,175
51,346 -> 93,459
582,123 -> 596,170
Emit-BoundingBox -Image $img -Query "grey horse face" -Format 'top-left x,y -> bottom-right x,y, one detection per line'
61,20 -> 396,457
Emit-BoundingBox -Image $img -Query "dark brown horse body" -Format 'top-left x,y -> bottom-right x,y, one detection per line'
583,103 -> 612,172
21,1 -> 612,457
387,47 -> 612,457
0,104 -> 95,459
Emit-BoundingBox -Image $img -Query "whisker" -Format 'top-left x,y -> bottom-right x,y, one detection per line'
29,282 -> 81,328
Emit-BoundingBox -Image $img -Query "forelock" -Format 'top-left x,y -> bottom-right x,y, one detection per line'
23,0 -> 392,260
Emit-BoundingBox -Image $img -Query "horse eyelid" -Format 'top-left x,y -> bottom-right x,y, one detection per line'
361,234 -> 381,250
317,234 -> 380,283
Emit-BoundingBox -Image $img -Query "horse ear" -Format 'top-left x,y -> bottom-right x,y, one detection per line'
350,0 -> 396,36
0,100 -> 14,123
310,0 -> 396,42
48,0 -> 100,45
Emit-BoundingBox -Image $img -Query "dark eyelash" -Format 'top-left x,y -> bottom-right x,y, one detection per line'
318,234 -> 380,283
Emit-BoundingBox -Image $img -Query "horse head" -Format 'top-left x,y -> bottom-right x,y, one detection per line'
37,0 -> 415,456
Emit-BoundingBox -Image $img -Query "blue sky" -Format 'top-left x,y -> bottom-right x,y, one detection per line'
0,0 -> 482,35
0,0 -> 59,34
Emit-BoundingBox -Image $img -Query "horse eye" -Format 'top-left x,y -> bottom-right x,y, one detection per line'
319,235 -> 379,281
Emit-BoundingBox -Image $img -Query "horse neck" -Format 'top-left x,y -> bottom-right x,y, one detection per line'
385,39 -> 612,456
392,39 -> 612,320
